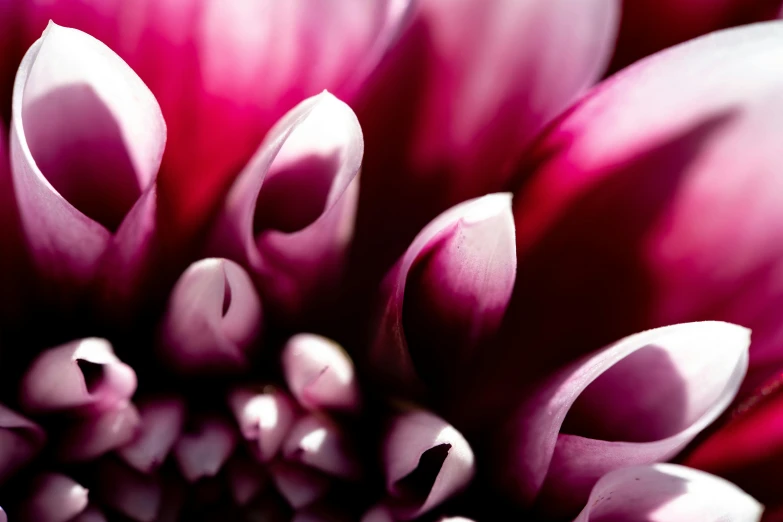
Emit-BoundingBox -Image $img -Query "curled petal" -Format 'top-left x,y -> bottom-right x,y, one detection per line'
269,461 -> 330,510
57,401 -> 140,462
160,258 -> 262,374
351,0 -> 619,295
94,459 -> 162,522
0,404 -> 45,483
9,22 -> 164,290
572,464 -> 763,522
18,473 -> 89,522
117,396 -> 185,473
370,193 -> 516,396
20,338 -> 136,414
282,334 -> 361,412
228,386 -> 297,462
504,21 -> 783,402
207,91 -> 362,321
497,322 -> 749,517
173,416 -> 237,482
383,409 -> 475,520
283,414 -> 361,480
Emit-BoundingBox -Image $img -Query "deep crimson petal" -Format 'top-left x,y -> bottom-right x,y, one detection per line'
495,322 -> 749,517
9,22 -> 165,298
497,21 -> 783,406
207,92 -> 362,323
572,464 -> 763,522
349,0 -> 619,299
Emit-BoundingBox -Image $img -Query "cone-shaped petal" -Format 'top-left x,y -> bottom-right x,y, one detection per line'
496,322 -> 749,517
160,258 -> 262,374
18,473 -> 89,522
226,455 -> 269,506
0,404 -> 45,483
283,414 -> 361,479
117,396 -> 185,473
282,334 -> 360,412
22,0 -> 411,234
609,1 -> 782,72
351,0 -> 618,297
229,386 -> 297,462
269,461 -> 330,510
94,459 -> 162,522
383,409 -> 475,520
370,194 -> 515,396
572,464 -> 763,522
21,338 -> 136,414
57,401 -> 140,462
503,21 -> 783,400
9,22 -> 164,293
173,416 -> 237,482
207,91 -> 362,321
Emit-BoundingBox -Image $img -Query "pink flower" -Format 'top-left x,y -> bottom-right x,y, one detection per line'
0,1 -> 779,521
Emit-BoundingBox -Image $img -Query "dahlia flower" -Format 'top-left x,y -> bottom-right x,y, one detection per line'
0,1 -> 780,521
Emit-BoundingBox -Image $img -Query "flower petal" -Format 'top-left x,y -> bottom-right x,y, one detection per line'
173,415 -> 237,482
226,455 -> 269,506
20,338 -> 136,414
282,334 -> 361,413
572,464 -> 763,522
57,401 -> 140,462
117,396 -> 185,473
503,21 -> 783,401
160,258 -> 262,374
228,386 -> 297,462
350,0 -> 619,296
496,322 -> 749,517
18,473 -> 89,522
383,408 -> 475,520
93,458 -> 162,522
207,91 -> 362,322
370,194 -> 515,397
282,414 -> 361,480
0,404 -> 45,483
269,461 -> 330,510
9,22 -> 164,291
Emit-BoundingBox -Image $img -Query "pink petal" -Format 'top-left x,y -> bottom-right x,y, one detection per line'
0,404 -> 45,483
173,415 -> 237,482
496,322 -> 749,517
69,506 -> 107,522
502,21 -> 783,405
282,414 -> 361,480
370,193 -> 515,397
159,258 -> 262,374
226,455 -> 269,506
117,395 -> 185,473
9,22 -> 164,292
572,464 -> 763,522
93,458 -> 161,522
20,337 -> 137,414
269,461 -> 330,510
361,506 -> 395,522
350,0 -> 618,296
228,386 -> 297,462
383,409 -> 475,520
609,0 -> 782,72
18,472 -> 89,522
57,401 -> 140,462
282,334 -> 361,412
207,91 -> 362,322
